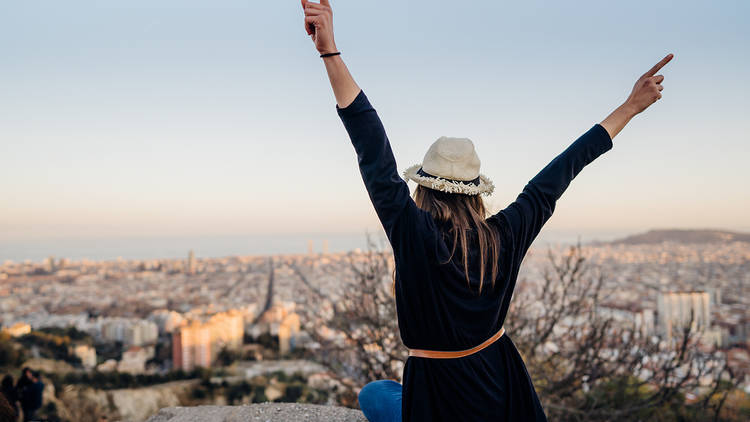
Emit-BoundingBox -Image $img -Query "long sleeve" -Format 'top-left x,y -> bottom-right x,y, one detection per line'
498,124 -> 613,257
337,90 -> 423,243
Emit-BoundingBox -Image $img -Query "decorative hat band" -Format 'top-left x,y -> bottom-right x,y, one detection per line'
416,168 -> 481,186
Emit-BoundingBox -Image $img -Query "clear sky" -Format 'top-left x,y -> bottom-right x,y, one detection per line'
1,0 -> 748,244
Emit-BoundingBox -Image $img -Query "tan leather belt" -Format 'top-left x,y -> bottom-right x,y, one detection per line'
408,327 -> 505,359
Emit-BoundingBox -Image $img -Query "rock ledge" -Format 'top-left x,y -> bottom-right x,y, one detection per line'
146,403 -> 367,422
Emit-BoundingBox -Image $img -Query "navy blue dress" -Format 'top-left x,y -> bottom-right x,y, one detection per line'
337,90 -> 612,421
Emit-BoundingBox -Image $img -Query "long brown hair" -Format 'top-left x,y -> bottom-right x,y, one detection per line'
414,185 -> 500,293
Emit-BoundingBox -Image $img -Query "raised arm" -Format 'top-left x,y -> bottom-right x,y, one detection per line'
498,125 -> 613,257
302,0 -> 426,242
302,0 -> 359,108
499,54 -> 674,256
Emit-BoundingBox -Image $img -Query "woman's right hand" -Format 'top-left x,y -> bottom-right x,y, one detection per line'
302,0 -> 338,55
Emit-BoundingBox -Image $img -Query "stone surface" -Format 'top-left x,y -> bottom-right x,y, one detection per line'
146,403 -> 367,422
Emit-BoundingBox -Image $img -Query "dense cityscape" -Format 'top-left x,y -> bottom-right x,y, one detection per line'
1,230 -> 749,420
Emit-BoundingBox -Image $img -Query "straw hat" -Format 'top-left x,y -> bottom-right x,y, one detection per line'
403,136 -> 494,196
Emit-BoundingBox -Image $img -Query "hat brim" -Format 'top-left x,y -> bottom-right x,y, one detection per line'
403,164 -> 494,196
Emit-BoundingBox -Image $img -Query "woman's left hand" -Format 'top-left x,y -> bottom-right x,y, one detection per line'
600,53 -> 674,140
623,53 -> 674,116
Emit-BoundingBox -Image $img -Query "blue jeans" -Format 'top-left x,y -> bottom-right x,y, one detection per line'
358,380 -> 403,422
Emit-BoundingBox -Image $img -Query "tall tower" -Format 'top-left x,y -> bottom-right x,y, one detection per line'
45,256 -> 56,273
187,250 -> 196,275
657,291 -> 711,339
173,321 -> 212,370
279,312 -> 301,355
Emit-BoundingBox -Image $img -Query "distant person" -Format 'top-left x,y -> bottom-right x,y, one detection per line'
0,375 -> 17,422
13,369 -> 30,393
17,370 -> 43,422
301,1 -> 672,421
13,369 -> 30,421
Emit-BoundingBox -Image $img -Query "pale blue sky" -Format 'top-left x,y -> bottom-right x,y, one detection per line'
1,0 -> 748,244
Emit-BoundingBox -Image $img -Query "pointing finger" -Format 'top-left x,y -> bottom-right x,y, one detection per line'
643,53 -> 674,78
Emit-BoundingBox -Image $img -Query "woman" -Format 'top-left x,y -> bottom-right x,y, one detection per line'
301,1 -> 672,420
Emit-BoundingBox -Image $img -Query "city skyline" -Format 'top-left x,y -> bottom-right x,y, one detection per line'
2,1 -> 749,245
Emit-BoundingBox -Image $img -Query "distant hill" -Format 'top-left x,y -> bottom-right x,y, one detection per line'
608,229 -> 750,245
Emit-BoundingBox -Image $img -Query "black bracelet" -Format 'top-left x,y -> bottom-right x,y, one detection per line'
320,52 -> 341,58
